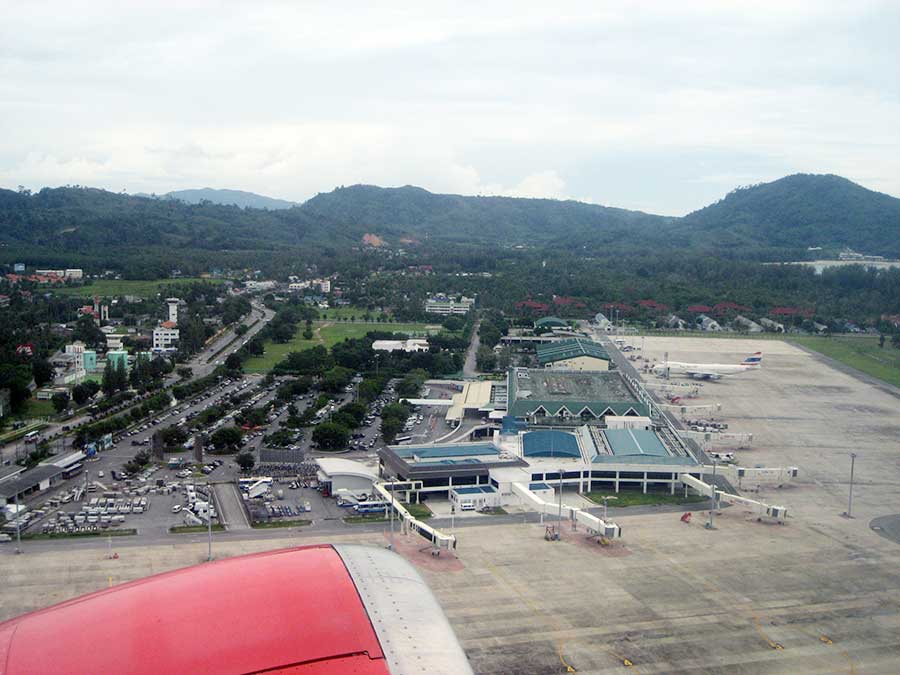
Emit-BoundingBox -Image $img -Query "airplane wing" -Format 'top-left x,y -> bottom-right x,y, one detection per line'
0,544 -> 473,675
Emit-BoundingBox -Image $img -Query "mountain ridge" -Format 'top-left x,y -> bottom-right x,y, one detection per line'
2,173 -> 898,265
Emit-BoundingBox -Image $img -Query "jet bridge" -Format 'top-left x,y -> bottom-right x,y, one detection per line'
374,482 -> 457,554
511,482 -> 620,539
679,473 -> 788,524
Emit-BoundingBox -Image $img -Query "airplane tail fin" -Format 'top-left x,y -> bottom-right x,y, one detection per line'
742,352 -> 763,367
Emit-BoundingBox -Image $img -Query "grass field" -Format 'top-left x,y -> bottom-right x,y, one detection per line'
317,306 -> 389,321
51,278 -> 222,298
585,491 -> 708,508
250,518 -> 312,529
22,399 -> 55,419
243,320 -> 441,373
404,503 -> 432,519
22,528 -> 137,540
169,524 -> 226,534
790,336 -> 900,388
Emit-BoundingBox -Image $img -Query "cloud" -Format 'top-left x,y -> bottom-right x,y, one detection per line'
1,1 -> 898,213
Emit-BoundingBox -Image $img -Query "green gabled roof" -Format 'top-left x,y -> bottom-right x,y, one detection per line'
507,367 -> 647,419
536,338 -> 609,366
534,316 -> 568,328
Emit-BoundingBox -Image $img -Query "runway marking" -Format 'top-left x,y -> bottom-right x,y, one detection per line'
483,560 -> 636,673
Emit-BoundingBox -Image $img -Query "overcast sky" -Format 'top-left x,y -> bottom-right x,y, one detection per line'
2,1 -> 898,215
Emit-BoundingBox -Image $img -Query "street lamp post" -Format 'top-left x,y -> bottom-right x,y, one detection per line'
844,453 -> 857,518
557,467 -> 563,540
706,460 -> 718,530
207,483 -> 213,561
600,495 -> 617,521
14,491 -> 22,554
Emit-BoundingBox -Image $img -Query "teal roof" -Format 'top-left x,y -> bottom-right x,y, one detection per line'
536,338 -> 609,366
393,443 -> 498,460
534,316 -> 568,328
591,454 -> 697,465
522,430 -> 581,458
453,486 -> 497,495
603,429 -> 669,457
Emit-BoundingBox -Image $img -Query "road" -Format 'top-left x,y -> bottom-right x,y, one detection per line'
179,301 -> 274,380
8,300 -> 273,461
462,319 -> 481,378
213,483 -> 251,530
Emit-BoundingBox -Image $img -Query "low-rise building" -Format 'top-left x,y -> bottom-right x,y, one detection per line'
425,294 -> 475,315
152,322 -> 179,351
371,339 -> 429,353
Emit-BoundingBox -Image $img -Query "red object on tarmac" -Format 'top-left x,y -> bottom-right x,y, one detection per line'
681,512 -> 693,523
0,544 -> 471,675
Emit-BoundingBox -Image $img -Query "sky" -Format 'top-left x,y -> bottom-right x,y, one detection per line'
1,1 -> 899,215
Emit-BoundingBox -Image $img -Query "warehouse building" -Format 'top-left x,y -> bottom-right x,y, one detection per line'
315,458 -> 378,495
536,338 -> 610,371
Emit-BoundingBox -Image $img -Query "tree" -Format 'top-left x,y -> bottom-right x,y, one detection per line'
177,366 -> 193,380
312,422 -> 349,450
159,425 -> 189,448
235,323 -> 249,337
51,391 -> 70,413
210,426 -> 243,453
396,368 -> 428,398
101,360 -> 115,396
225,352 -> 243,371
72,383 -> 94,405
476,345 -> 497,372
236,451 -> 256,471
31,358 -> 54,387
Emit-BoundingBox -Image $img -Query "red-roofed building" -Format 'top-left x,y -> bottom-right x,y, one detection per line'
771,306 -> 814,318
687,304 -> 712,313
638,299 -> 669,312
713,301 -> 751,316
160,320 -> 177,329
515,299 -> 550,313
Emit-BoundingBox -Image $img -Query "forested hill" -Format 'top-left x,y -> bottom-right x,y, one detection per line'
147,188 -> 297,210
1,174 -> 899,273
301,185 -> 670,247
678,174 -> 900,255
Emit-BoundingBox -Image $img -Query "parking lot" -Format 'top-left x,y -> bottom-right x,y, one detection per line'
5,336 -> 900,673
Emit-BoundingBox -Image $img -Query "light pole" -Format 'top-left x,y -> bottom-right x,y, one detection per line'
388,476 -> 395,551
557,467 -> 563,539
207,483 -> 213,561
14,491 -> 22,554
706,460 -> 718,530
600,495 -> 617,522
844,453 -> 857,518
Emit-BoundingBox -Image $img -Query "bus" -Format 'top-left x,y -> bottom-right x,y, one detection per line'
23,431 -> 40,444
394,436 -> 412,444
354,501 -> 389,514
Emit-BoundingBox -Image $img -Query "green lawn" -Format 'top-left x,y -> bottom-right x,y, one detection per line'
404,503 -> 432,519
251,518 -> 312,529
51,278 -> 223,299
243,321 -> 441,373
585,491 -> 708,508
790,336 -> 900,388
169,524 -> 226,534
23,528 -> 137,540
22,399 -> 56,419
318,306 -> 389,321
344,513 -> 390,524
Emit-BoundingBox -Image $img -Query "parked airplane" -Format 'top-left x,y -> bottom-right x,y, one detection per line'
652,352 -> 762,380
